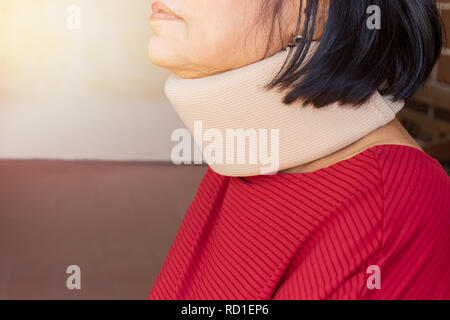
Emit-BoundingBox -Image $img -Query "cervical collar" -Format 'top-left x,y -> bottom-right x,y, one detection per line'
165,44 -> 404,177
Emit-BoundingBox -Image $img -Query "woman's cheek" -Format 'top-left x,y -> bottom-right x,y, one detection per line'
205,21 -> 247,62
183,23 -> 231,62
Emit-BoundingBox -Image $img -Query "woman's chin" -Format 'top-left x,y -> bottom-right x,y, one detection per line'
148,38 -> 176,68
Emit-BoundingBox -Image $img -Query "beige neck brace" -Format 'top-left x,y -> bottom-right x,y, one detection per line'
165,48 -> 404,177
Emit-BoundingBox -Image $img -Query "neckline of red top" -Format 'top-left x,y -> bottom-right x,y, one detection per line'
236,144 -> 442,182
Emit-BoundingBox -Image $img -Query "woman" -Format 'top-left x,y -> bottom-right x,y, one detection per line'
148,0 -> 449,299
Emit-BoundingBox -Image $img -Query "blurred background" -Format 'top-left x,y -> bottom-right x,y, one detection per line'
399,0 -> 450,171
0,0 -> 184,160
0,0 -> 207,300
0,0 -> 448,299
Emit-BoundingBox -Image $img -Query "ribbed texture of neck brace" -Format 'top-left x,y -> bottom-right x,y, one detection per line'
165,48 -> 404,177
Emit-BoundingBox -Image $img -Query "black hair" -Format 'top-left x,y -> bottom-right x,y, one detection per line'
266,0 -> 443,108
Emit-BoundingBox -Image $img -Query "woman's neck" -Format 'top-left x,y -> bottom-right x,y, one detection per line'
164,48 -> 406,177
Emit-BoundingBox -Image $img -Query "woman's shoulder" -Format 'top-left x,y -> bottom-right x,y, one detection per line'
369,144 -> 442,166
276,144 -> 448,220
366,144 -> 448,188
365,144 -> 449,210
367,144 -> 449,235
199,144 -> 448,208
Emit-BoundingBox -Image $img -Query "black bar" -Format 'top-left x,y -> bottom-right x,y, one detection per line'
0,300 -> 446,319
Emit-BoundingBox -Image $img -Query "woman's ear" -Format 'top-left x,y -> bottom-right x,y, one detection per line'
289,0 -> 329,42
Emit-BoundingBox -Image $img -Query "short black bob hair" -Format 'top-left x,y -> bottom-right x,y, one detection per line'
266,0 -> 443,108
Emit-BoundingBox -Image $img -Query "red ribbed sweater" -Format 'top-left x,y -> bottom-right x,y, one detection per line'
149,144 -> 450,300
